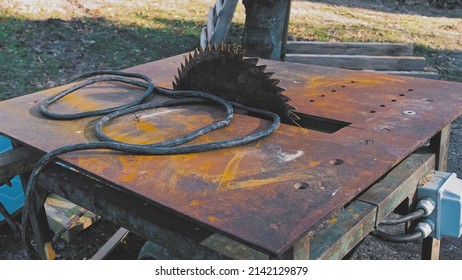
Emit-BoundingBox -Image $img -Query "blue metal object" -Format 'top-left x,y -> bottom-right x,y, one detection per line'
0,135 -> 25,224
417,171 -> 462,239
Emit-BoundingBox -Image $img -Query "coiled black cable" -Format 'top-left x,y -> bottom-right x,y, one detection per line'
21,70 -> 281,259
380,208 -> 426,226
39,70 -> 155,120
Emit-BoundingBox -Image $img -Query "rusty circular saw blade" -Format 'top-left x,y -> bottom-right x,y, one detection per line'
172,43 -> 298,124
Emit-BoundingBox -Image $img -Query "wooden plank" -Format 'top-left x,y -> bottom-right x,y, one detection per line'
90,227 -> 129,260
285,54 -> 426,71
431,124 -> 451,172
0,146 -> 42,182
420,124 -> 451,259
201,233 -> 268,260
286,41 -> 414,56
293,234 -> 310,260
309,200 -> 377,260
422,237 -> 441,260
44,194 -> 100,242
364,70 -> 439,79
358,152 -> 435,224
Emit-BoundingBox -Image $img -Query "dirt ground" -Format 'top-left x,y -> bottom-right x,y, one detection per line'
0,0 -> 461,260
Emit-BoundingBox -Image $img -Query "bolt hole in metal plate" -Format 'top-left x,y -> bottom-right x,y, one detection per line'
268,59 -> 462,142
293,182 -> 309,190
403,110 -> 416,116
329,159 -> 344,165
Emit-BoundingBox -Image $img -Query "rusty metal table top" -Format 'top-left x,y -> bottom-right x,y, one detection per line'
1,54 -> 462,255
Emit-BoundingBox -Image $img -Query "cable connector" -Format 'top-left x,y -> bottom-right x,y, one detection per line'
414,219 -> 435,238
416,198 -> 436,216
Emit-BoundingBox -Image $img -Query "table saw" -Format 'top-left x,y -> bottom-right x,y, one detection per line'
0,47 -> 461,259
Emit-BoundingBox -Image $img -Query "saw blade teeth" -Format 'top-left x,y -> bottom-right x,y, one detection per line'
278,94 -> 291,102
244,57 -> 258,66
220,42 -> 226,51
239,50 -> 245,59
275,86 -> 286,93
290,111 -> 300,121
172,43 -> 296,123
233,45 -> 240,55
264,72 -> 274,78
256,65 -> 267,72
270,79 -> 280,86
172,75 -> 180,89
287,104 -> 297,111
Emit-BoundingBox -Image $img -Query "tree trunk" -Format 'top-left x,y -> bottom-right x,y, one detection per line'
242,0 -> 291,60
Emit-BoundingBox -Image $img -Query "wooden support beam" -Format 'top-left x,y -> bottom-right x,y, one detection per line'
90,227 -> 130,260
309,201 -> 376,260
358,151 -> 435,225
364,70 -> 440,79
420,124 -> 451,260
201,233 -> 268,260
44,194 -> 100,242
431,124 -> 451,172
285,54 -> 427,71
286,41 -> 414,56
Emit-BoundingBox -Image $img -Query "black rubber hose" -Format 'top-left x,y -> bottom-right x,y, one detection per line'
371,229 -> 423,243
39,71 -> 154,120
21,70 -> 281,259
380,209 -> 426,226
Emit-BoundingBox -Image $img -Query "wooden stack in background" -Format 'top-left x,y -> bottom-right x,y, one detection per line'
285,41 -> 439,79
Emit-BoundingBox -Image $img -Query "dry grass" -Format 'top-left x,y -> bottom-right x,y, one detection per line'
0,0 -> 461,100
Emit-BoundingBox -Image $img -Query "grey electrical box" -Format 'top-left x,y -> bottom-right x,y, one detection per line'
417,171 -> 462,239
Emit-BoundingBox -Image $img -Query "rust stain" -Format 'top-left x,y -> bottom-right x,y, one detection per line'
136,122 -> 158,134
308,161 -> 321,168
44,242 -> 56,260
117,157 -> 142,183
217,151 -> 247,192
305,75 -> 405,90
223,173 -> 314,191
199,162 -> 212,173
61,89 -> 102,112
207,216 -> 216,223
77,157 -> 112,173
190,199 -> 201,207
